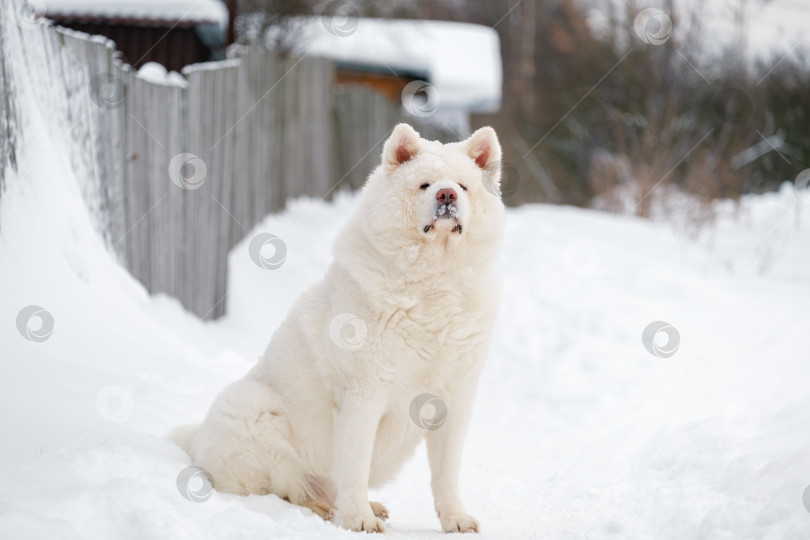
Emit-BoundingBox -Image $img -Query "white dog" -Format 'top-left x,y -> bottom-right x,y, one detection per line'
173,123 -> 504,533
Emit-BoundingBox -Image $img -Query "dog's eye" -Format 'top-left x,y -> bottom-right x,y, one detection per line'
419,183 -> 430,190
459,184 -> 468,191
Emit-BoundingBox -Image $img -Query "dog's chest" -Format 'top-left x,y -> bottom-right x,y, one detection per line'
374,287 -> 488,384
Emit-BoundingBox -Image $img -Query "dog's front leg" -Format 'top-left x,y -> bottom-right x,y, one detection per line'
425,383 -> 480,533
331,391 -> 386,533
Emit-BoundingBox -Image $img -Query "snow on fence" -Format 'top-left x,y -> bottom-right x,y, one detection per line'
0,17 -> 17,196
1,16 -> 441,319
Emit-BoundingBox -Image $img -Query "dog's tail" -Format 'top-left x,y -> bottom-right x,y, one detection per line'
167,424 -> 200,453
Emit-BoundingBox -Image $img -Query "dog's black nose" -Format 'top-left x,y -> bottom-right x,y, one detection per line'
436,188 -> 457,205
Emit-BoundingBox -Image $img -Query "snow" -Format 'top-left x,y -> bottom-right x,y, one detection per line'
270,17 -> 502,113
181,58 -> 240,74
44,0 -> 229,27
3,82 -> 810,537
137,62 -> 187,88
3,7 -> 810,540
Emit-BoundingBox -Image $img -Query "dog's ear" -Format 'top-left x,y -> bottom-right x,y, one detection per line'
383,123 -> 421,167
466,126 -> 501,170
467,127 -> 502,195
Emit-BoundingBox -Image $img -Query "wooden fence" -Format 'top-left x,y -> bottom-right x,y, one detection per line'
1,15 -> 448,319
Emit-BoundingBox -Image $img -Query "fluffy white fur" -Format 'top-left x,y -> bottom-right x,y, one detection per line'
175,124 -> 504,533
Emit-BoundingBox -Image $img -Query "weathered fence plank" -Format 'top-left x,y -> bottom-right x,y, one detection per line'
181,60 -> 240,319
124,71 -> 150,289
111,60 -> 132,259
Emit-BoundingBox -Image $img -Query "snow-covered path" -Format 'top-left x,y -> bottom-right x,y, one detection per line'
2,97 -> 810,539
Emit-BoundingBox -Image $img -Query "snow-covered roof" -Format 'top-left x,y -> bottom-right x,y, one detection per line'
44,0 -> 229,27
275,18 -> 502,113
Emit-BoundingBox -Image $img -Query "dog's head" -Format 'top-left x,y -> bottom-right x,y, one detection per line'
340,123 -> 504,273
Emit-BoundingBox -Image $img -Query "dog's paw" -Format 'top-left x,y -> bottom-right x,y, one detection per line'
440,513 -> 479,533
369,501 -> 389,520
335,511 -> 386,533
301,499 -> 333,521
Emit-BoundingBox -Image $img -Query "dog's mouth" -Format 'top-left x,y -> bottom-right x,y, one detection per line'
434,203 -> 459,221
423,203 -> 463,234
